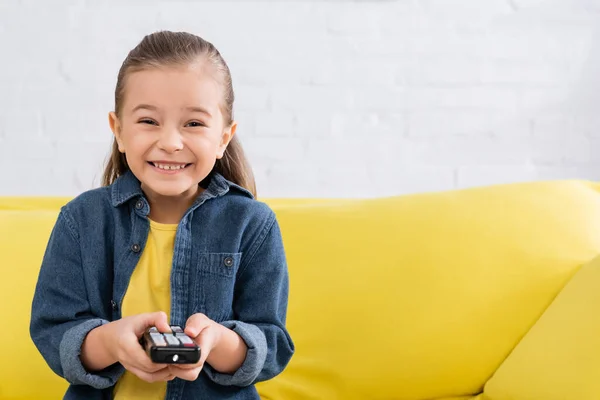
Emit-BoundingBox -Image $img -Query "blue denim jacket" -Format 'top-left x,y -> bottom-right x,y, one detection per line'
30,170 -> 294,400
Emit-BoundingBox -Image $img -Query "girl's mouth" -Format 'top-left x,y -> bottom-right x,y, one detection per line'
148,161 -> 192,172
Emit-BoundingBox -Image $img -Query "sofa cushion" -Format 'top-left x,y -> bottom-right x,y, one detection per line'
483,254 -> 600,399
256,180 -> 600,400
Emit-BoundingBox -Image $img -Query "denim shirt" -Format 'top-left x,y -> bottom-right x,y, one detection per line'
30,170 -> 294,400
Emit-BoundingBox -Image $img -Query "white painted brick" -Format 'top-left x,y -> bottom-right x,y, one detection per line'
0,138 -> 59,195
313,165 -> 372,198
487,113 -> 531,138
0,138 -> 56,166
573,114 -> 600,138
243,137 -> 306,164
270,87 -> 354,112
350,88 -> 408,111
531,115 -> 573,138
481,59 -> 574,86
367,166 -> 456,196
587,138 -> 600,165
306,138 -> 379,165
234,87 -> 271,111
306,137 -> 431,168
307,61 -> 398,87
231,60 -> 314,86
53,139 -> 113,192
408,87 -> 520,111
323,3 -> 385,35
457,164 -> 538,189
519,88 -> 573,113
536,166 -> 600,181
530,135 -> 591,165
292,113 -> 334,138
237,34 -> 389,62
257,162 -> 321,198
404,32 -> 489,58
483,21 -> 594,63
410,137 -> 530,166
232,111 -> 256,138
410,56 -> 484,86
40,110 -> 112,141
418,0 -> 511,14
408,112 -> 491,137
254,112 -> 295,137
380,0 -> 509,37
346,35 -> 406,58
157,1 -> 324,41
0,108 -> 45,140
330,112 -> 406,138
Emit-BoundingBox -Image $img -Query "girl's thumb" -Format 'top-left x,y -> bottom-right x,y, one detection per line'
135,311 -> 170,335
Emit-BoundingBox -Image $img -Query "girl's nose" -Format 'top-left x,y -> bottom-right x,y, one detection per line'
157,128 -> 184,153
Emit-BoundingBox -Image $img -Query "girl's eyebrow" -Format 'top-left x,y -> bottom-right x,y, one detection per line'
131,104 -> 212,118
185,106 -> 212,118
131,104 -> 158,113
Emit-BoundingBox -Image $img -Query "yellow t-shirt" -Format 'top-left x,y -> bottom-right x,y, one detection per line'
113,219 -> 178,400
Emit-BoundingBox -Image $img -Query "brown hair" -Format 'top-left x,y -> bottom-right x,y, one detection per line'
101,31 -> 256,197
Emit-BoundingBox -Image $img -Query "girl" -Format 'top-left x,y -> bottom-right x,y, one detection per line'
30,31 -> 294,400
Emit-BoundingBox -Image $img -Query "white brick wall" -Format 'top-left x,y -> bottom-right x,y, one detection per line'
2,0 -> 600,198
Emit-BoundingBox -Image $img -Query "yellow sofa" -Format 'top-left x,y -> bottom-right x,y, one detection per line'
3,180 -> 600,400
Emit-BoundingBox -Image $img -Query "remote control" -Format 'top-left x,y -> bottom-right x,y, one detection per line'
141,325 -> 201,364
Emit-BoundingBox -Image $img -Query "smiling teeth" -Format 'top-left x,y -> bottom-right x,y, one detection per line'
154,163 -> 186,170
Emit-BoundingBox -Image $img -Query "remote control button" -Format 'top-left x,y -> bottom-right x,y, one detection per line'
149,327 -> 158,332
150,333 -> 167,346
163,333 -> 180,346
171,326 -> 184,333
177,335 -> 194,345
172,354 -> 179,362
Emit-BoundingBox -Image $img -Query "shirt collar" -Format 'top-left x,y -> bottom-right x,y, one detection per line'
110,169 -> 253,208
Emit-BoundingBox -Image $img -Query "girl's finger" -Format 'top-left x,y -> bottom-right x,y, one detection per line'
169,361 -> 204,370
124,335 -> 169,373
168,365 -> 203,381
133,311 -> 171,337
124,364 -> 173,383
184,313 -> 211,338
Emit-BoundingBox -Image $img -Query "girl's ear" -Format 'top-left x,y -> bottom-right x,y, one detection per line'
108,112 -> 125,153
217,121 -> 237,159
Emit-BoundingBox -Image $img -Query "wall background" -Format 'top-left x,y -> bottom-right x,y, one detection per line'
2,0 -> 600,197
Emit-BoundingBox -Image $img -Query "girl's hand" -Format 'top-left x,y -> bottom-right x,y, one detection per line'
104,311 -> 176,383
166,313 -> 223,381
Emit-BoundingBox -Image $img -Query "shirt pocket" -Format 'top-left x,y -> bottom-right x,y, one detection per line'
193,252 -> 241,322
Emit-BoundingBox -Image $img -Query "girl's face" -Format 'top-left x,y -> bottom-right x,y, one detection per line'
109,64 -> 235,200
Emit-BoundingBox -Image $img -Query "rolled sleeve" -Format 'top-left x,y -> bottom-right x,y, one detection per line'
203,320 -> 268,386
59,319 -> 124,389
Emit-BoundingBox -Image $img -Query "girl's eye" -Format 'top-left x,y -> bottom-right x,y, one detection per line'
139,119 -> 157,125
186,121 -> 205,128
